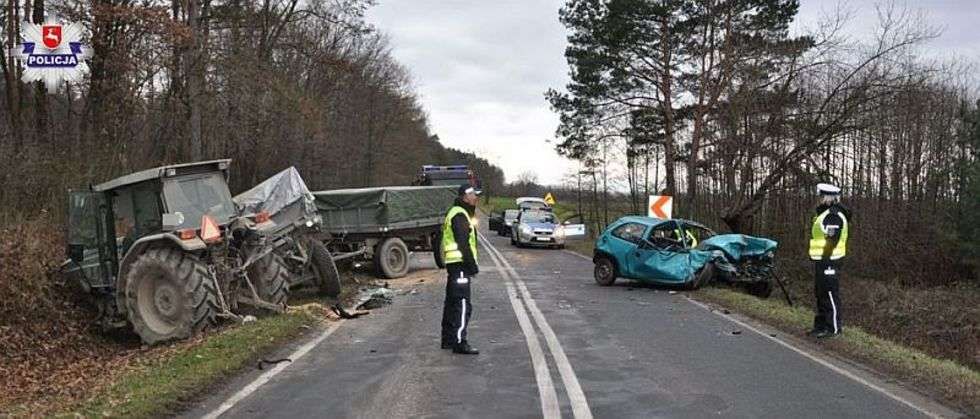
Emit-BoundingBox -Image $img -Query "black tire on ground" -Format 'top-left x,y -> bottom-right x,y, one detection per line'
308,240 -> 341,298
497,228 -> 505,236
432,233 -> 446,269
249,252 -> 291,311
124,246 -> 218,345
594,256 -> 617,286
374,237 -> 410,279
747,278 -> 774,298
687,263 -> 715,290
510,235 -> 517,246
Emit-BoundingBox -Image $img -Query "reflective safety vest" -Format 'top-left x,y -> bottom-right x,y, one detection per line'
674,228 -> 698,248
442,206 -> 478,265
809,209 -> 849,260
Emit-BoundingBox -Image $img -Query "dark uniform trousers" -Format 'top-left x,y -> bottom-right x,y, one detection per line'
813,260 -> 843,334
441,263 -> 473,345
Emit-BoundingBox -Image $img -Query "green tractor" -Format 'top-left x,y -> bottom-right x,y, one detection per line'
62,160 -> 291,345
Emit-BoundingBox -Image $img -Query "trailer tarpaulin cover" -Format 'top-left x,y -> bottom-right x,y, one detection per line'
233,166 -> 315,218
312,186 -> 456,233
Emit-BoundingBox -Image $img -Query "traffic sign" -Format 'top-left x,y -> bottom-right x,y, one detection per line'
648,195 -> 672,219
544,193 -> 556,205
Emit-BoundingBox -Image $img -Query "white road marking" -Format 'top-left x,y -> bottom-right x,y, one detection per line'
484,244 -> 561,419
684,297 -> 946,419
201,321 -> 344,419
480,232 -> 594,419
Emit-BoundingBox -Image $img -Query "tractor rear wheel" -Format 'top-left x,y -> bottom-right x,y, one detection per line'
249,252 -> 290,311
309,240 -> 341,298
124,247 -> 217,345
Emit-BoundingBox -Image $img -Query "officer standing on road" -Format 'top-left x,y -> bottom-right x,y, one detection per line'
808,183 -> 851,339
440,184 -> 481,355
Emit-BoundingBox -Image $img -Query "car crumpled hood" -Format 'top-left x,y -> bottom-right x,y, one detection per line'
698,234 -> 778,262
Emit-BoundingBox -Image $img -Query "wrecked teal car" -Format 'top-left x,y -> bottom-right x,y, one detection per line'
592,216 -> 779,298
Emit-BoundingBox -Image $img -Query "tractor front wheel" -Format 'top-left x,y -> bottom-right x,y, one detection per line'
248,252 -> 291,312
309,240 -> 341,298
124,247 -> 217,345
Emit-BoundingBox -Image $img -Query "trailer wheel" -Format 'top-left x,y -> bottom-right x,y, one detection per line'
309,240 -> 341,298
432,233 -> 446,269
375,237 -> 410,279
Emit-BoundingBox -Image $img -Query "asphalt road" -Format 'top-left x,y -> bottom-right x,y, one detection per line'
183,221 -> 958,419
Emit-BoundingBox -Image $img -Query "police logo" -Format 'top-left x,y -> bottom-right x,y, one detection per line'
8,16 -> 92,90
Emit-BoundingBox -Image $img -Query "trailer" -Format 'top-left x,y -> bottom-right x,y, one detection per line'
234,167 -> 356,297
313,186 -> 457,278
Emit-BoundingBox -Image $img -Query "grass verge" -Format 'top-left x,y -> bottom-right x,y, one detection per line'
59,308 -> 322,418
695,287 -> 980,415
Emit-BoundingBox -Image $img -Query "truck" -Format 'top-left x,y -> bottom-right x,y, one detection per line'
413,165 -> 480,189
312,186 -> 457,278
62,160 -> 292,345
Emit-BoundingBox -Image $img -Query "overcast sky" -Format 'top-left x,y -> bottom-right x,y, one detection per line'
367,0 -> 980,186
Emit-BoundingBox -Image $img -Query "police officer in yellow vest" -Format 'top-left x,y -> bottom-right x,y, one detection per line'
808,183 -> 850,338
440,184 -> 481,355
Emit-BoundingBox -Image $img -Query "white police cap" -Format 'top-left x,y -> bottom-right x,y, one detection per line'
817,183 -> 841,196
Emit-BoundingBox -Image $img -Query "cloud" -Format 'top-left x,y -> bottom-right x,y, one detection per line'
368,0 -> 979,185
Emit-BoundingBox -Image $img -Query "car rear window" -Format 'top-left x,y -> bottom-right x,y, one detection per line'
611,222 -> 646,244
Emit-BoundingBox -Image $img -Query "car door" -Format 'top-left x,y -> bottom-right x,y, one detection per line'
598,222 -> 647,277
559,214 -> 587,239
627,221 -> 697,283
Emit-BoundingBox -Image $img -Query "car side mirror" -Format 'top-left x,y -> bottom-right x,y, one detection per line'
67,243 -> 84,264
162,212 -> 184,231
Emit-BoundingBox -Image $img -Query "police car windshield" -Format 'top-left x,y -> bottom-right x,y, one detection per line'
521,211 -> 555,224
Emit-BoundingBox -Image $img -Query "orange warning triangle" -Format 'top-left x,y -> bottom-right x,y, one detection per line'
200,215 -> 221,243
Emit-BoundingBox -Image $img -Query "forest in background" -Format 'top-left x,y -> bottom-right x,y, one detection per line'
546,0 -> 980,286
1,0 -> 504,223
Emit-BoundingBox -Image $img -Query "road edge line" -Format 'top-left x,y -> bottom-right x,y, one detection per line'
684,296 -> 950,419
201,320 -> 344,419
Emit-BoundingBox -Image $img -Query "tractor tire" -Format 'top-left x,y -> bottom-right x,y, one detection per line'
249,252 -> 290,311
687,263 -> 715,290
124,247 -> 217,345
432,233 -> 446,269
594,256 -> 617,286
375,237 -> 410,279
309,240 -> 341,298
747,278 -> 774,298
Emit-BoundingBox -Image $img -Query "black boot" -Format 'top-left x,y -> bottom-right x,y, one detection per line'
441,341 -> 453,350
452,342 -> 479,355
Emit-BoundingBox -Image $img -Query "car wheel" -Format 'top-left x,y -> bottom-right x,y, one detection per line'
687,263 -> 715,290
747,279 -> 774,298
594,256 -> 617,286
